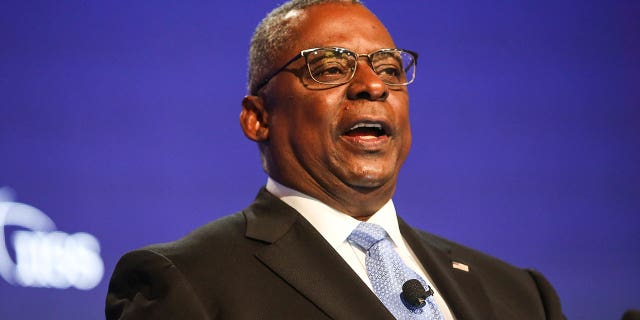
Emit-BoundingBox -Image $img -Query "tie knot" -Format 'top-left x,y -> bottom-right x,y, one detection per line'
348,222 -> 389,251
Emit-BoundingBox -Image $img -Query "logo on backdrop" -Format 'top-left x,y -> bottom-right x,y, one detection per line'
0,187 -> 104,290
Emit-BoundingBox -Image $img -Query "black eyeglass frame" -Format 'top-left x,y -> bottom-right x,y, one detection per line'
252,47 -> 418,95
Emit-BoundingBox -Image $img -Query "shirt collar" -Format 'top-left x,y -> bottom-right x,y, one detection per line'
266,178 -> 403,248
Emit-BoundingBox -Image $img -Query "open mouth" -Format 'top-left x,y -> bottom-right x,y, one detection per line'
344,122 -> 388,138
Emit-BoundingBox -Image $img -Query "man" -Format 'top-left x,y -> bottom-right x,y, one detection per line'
106,0 -> 564,319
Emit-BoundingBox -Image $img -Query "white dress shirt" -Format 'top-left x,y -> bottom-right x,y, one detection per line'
266,178 -> 454,319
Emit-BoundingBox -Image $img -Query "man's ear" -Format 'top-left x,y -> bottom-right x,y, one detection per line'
240,95 -> 269,142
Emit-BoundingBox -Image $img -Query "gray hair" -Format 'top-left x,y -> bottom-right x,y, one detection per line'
247,0 -> 362,94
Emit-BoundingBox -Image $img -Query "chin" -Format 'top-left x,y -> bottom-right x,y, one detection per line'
344,172 -> 394,190
331,160 -> 399,191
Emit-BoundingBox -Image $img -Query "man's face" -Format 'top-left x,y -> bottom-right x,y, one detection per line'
251,3 -> 412,213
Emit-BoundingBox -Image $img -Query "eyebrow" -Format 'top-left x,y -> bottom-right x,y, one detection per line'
307,51 -> 349,65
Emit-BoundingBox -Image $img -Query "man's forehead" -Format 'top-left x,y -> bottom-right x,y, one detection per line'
283,3 -> 393,49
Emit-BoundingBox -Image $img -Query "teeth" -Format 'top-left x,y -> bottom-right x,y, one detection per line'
349,123 -> 383,131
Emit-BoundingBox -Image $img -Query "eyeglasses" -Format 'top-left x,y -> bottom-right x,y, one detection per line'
253,47 -> 418,94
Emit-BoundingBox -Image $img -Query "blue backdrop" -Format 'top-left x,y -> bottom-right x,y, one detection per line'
1,1 -> 638,318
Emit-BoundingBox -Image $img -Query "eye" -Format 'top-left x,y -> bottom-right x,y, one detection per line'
310,62 -> 351,82
371,52 -> 406,83
320,65 -> 345,76
375,64 -> 404,83
376,65 -> 401,77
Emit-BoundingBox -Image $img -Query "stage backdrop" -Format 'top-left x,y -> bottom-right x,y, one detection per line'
1,1 -> 638,319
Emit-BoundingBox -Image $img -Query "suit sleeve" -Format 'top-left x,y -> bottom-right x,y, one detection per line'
526,269 -> 565,320
105,249 -> 210,320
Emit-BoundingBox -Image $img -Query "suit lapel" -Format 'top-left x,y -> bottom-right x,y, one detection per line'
244,189 -> 395,320
399,219 -> 497,319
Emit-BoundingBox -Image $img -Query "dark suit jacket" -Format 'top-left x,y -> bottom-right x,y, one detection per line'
106,188 -> 564,319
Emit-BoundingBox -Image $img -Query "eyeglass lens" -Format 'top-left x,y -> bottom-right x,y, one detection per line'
305,48 -> 415,85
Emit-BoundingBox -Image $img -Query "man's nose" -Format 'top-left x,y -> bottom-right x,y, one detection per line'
346,60 -> 389,101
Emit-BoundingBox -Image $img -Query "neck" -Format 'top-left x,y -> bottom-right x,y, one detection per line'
268,176 -> 395,219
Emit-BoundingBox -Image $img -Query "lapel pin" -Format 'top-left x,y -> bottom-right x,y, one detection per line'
452,261 -> 469,272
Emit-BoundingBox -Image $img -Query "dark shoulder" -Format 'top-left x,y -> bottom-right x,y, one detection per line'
409,226 -> 564,318
105,213 -> 248,320
109,210 -> 261,303
410,227 -> 523,272
137,211 -> 252,269
117,187 -> 282,276
147,211 -> 245,250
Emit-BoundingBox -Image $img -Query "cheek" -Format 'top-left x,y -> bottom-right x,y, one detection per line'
277,106 -> 337,160
290,95 -> 343,137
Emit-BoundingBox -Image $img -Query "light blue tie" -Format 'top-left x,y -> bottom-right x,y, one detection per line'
348,222 -> 444,320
